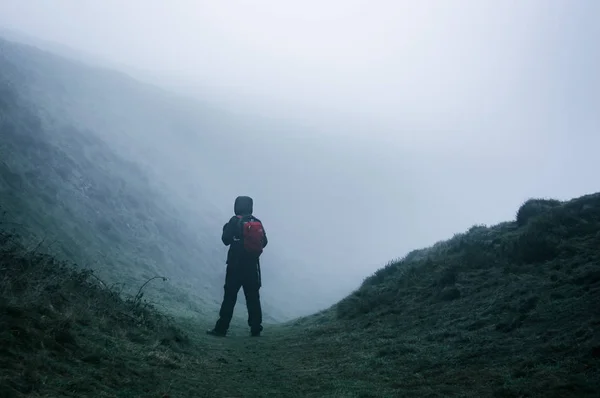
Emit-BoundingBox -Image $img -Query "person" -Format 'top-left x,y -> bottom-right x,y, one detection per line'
207,195 -> 268,337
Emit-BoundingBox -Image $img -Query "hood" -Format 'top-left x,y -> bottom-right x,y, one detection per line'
234,196 -> 253,216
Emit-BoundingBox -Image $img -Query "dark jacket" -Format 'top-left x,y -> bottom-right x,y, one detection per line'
222,196 -> 268,265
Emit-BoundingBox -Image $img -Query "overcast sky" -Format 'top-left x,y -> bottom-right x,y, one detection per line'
1,1 -> 597,139
1,1 -> 599,289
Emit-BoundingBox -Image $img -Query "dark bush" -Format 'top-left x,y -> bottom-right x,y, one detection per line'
514,214 -> 561,264
361,260 -> 401,288
438,287 -> 461,302
516,198 -> 562,227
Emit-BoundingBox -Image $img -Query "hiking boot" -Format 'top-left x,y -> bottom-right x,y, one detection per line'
206,328 -> 226,337
250,330 -> 261,337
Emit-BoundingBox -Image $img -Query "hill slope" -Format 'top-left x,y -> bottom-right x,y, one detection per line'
0,34 -> 246,318
0,35 -> 339,320
2,192 -> 598,397
1,74 -> 221,317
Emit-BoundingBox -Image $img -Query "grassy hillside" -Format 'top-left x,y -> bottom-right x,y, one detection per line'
2,193 -> 598,397
0,74 -> 227,318
0,36 -> 335,321
328,193 -> 600,396
0,230 -> 192,397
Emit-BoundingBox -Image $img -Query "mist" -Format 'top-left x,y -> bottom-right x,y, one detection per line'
1,1 -> 599,316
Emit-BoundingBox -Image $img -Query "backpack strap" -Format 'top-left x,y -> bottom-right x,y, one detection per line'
236,214 -> 255,238
234,215 -> 245,241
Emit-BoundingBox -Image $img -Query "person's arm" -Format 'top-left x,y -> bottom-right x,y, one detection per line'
221,216 -> 239,246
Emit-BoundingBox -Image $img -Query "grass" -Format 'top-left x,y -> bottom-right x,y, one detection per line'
1,193 -> 599,397
333,192 -> 600,397
0,230 -> 190,397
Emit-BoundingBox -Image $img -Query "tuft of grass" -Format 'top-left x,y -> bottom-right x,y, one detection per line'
0,230 -> 190,397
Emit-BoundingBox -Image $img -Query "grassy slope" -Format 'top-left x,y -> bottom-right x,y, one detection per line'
2,193 -> 598,397
324,193 -> 600,397
0,36 -> 316,322
0,75 -> 223,318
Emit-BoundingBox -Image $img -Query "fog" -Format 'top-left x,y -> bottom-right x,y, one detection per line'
1,1 -> 599,314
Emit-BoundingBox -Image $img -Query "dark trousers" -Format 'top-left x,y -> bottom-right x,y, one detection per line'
214,261 -> 262,333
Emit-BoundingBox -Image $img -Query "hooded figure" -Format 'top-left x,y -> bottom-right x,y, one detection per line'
207,195 -> 268,337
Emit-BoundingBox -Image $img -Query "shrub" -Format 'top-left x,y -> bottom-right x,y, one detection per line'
514,215 -> 561,264
516,198 -> 562,227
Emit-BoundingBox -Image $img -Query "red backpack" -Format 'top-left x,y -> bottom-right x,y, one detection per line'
236,215 -> 265,257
